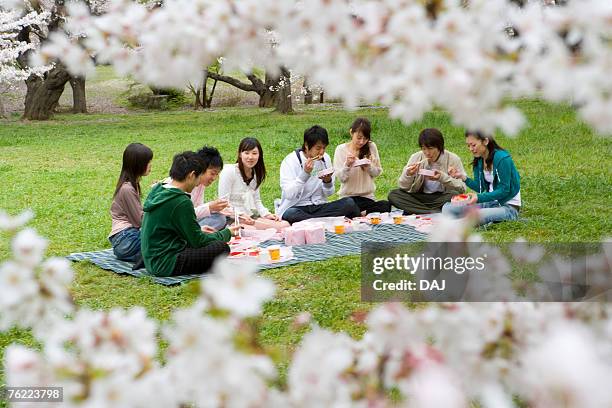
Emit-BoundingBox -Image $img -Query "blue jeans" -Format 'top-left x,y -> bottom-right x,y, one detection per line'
442,200 -> 519,226
109,227 -> 141,262
198,213 -> 227,231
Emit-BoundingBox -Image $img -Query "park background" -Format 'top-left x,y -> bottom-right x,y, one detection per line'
1,66 -> 610,386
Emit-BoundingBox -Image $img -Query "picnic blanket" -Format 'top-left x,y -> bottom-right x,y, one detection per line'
66,224 -> 427,285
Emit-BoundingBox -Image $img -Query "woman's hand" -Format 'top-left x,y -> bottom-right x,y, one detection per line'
227,224 -> 241,236
209,198 -> 229,213
345,153 -> 356,167
264,213 -> 279,221
466,193 -> 478,204
239,214 -> 256,225
201,225 -> 217,233
448,166 -> 466,181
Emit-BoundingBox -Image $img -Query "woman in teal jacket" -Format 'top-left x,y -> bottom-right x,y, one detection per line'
442,130 -> 521,225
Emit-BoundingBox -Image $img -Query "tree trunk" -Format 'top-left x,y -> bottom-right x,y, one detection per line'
258,89 -> 278,108
303,77 -> 313,104
22,65 -> 71,120
194,88 -> 202,109
0,96 -> 6,119
275,67 -> 293,114
319,91 -> 325,104
258,72 -> 279,108
70,75 -> 87,113
198,70 -> 207,109
206,79 -> 217,108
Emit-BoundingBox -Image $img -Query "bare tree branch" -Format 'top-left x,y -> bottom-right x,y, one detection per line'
205,71 -> 261,93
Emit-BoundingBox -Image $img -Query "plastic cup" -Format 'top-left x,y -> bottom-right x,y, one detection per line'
370,216 -> 380,225
393,215 -> 403,224
334,224 -> 345,234
268,245 -> 281,261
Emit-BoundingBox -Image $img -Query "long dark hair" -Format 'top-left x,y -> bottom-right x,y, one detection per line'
237,137 -> 266,189
114,143 -> 153,198
465,130 -> 504,169
350,117 -> 372,159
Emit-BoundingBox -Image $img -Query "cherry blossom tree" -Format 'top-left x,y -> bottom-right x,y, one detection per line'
0,5 -> 51,117
29,0 -> 611,134
3,0 -> 110,120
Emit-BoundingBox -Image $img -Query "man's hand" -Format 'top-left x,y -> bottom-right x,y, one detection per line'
425,170 -> 442,181
406,163 -> 419,176
209,198 -> 229,213
320,174 -> 333,183
304,157 -> 315,174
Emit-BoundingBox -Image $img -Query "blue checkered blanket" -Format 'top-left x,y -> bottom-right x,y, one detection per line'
66,224 -> 426,285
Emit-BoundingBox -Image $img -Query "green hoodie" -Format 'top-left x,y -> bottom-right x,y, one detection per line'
141,183 -> 231,276
465,149 -> 521,205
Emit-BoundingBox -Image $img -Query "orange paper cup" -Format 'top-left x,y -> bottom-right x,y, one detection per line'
334,224 -> 345,234
268,246 -> 281,261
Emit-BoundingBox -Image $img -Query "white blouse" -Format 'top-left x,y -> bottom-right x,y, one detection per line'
218,164 -> 271,217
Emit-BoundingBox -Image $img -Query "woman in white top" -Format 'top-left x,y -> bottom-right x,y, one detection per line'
333,117 -> 390,214
219,137 -> 290,231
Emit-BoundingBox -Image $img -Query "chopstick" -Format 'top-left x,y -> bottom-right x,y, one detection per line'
235,207 -> 241,237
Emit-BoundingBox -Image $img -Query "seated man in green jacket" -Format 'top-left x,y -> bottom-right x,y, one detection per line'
141,151 -> 239,277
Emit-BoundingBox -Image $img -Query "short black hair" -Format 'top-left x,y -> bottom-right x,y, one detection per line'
302,125 -> 329,150
169,151 -> 205,181
196,145 -> 223,171
418,128 -> 445,153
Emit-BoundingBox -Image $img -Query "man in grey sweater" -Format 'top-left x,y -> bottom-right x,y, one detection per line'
388,128 -> 466,215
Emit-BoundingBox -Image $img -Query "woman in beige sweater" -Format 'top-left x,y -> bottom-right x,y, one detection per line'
333,118 -> 391,215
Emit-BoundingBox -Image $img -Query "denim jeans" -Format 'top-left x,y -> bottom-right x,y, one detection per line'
109,227 -> 141,262
198,213 -> 227,231
442,200 -> 519,226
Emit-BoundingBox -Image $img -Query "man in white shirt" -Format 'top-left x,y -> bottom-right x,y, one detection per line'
277,125 -> 361,223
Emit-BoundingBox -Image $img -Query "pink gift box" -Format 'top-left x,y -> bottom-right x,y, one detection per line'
284,226 -> 306,246
304,225 -> 326,244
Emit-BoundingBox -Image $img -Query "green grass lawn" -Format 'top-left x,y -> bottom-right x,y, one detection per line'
1,102 -> 611,389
